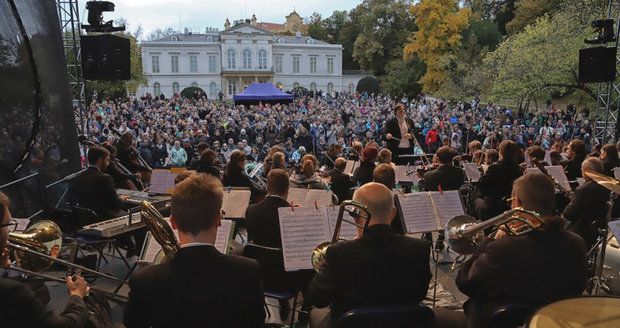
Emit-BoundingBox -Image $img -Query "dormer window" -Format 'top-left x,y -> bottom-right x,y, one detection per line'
306,38 -> 315,44
171,35 -> 179,41
206,36 -> 213,42
277,37 -> 285,43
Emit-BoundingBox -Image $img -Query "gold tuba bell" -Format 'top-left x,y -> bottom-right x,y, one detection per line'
311,200 -> 372,271
9,220 -> 63,272
140,201 -> 179,264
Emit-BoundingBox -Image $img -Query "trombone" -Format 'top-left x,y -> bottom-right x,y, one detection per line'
311,200 -> 372,271
444,207 -> 543,255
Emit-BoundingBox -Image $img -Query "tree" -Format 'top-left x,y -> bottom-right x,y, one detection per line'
505,0 -> 563,35
356,76 -> 382,94
351,0 -> 416,75
405,0 -> 471,93
382,57 -> 425,98
146,27 -> 176,41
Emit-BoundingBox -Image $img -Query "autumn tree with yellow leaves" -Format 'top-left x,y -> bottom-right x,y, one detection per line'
404,0 -> 471,93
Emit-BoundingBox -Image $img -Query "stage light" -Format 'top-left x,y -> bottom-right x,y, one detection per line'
585,19 -> 616,44
83,1 -> 125,33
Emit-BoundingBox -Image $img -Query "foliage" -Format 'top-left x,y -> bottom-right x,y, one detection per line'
382,57 -> 425,98
180,87 -> 206,99
505,0 -> 563,34
468,19 -> 502,49
306,10 -> 360,70
405,0 -> 471,93
356,76 -> 382,94
146,27 -> 177,41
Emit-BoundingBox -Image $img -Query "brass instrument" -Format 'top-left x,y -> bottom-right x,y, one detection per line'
311,201 -> 372,271
140,201 -> 179,264
444,207 -> 543,255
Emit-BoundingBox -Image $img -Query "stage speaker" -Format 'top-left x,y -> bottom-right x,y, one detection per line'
81,34 -> 130,80
579,46 -> 616,83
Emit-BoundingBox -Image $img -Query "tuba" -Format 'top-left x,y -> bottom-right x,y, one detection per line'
445,207 -> 543,255
140,201 -> 179,264
311,200 -> 372,271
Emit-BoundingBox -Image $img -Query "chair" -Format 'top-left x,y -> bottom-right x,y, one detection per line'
486,303 -> 536,328
336,303 -> 434,328
243,243 -> 300,326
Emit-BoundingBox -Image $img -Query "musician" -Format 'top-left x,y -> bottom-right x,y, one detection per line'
561,139 -> 587,180
385,104 -> 416,165
116,132 -> 151,179
347,141 -> 363,161
307,183 -> 431,325
456,174 -> 587,328
484,149 -> 499,165
352,145 -> 378,186
222,150 -> 264,202
194,149 -> 221,179
124,174 -> 265,328
0,191 -> 91,328
102,144 -> 142,190
600,143 -> 619,177
262,146 -> 284,177
290,154 -> 329,190
377,148 -> 394,166
330,158 -> 357,204
563,157 -> 610,248
372,164 -> 406,235
321,144 -> 343,170
422,146 -> 465,192
526,145 -> 548,167
474,140 -> 524,220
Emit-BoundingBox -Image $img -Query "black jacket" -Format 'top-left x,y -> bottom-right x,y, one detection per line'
307,224 -> 431,321
222,170 -> 263,203
71,166 -> 126,221
150,144 -> 168,167
124,245 -> 265,328
456,217 -> 587,328
563,180 -> 610,247
562,157 -> 585,181
384,117 -> 416,152
476,160 -> 523,219
0,278 -> 89,328
329,169 -> 356,204
353,161 -> 376,186
422,164 -> 465,191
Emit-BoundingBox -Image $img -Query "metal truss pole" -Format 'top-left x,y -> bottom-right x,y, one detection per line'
593,0 -> 620,145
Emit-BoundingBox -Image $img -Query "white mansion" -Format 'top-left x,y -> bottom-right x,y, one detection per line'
138,14 -> 366,99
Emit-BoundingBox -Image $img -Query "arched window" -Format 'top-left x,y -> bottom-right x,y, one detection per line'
310,82 -> 317,91
209,82 -> 217,97
349,83 -> 355,93
191,81 -> 198,88
153,82 -> 161,96
172,82 -> 180,94
227,49 -> 236,69
327,82 -> 333,93
206,35 -> 213,42
293,82 -> 300,89
242,49 -> 252,69
258,49 -> 267,70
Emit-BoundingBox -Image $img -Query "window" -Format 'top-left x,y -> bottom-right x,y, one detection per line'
227,49 -> 236,69
327,82 -> 333,93
151,55 -> 160,73
190,55 -> 198,73
327,57 -> 334,74
277,37 -> 284,43
206,35 -> 213,42
258,49 -> 267,69
209,82 -> 217,97
293,82 -> 300,89
292,56 -> 300,73
191,81 -> 198,88
306,38 -> 315,44
228,79 -> 237,95
309,57 -> 317,74
153,82 -> 161,96
349,83 -> 355,93
172,82 -> 180,94
310,82 -> 317,91
208,55 -> 217,73
171,55 -> 179,73
242,49 -> 252,69
275,55 -> 283,73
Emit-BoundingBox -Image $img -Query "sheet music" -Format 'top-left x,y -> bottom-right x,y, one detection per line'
325,206 -> 359,240
305,189 -> 333,207
544,151 -> 552,166
430,191 -> 465,228
344,160 -> 358,175
287,188 -> 307,207
396,193 -> 438,233
614,167 -> 620,180
222,190 -> 252,218
463,163 -> 482,182
545,165 -> 571,192
278,206 -> 330,271
13,218 -> 30,232
394,165 -> 415,183
149,169 -> 178,194
214,219 -> 235,254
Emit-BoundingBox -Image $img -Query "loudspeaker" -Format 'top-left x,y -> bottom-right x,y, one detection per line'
81,34 -> 130,80
579,46 -> 616,83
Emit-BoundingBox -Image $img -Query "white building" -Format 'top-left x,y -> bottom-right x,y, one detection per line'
139,18 -> 366,99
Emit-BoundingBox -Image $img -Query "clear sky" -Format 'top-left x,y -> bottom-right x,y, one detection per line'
80,0 -> 363,37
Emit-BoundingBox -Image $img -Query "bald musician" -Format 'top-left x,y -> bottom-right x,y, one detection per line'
456,174 -> 587,327
307,183 -> 431,326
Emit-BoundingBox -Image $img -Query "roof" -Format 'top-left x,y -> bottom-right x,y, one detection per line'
272,35 -> 327,45
256,22 -> 284,32
143,33 -> 217,43
233,83 -> 293,102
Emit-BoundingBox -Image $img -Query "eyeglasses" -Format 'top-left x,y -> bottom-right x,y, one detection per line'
0,219 -> 18,232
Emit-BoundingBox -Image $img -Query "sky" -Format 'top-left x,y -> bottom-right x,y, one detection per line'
79,0 -> 363,38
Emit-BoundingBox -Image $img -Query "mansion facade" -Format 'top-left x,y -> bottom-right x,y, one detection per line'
138,16 -> 366,99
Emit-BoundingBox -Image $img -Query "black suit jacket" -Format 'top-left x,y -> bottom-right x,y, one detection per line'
71,167 -> 126,221
456,218 -> 587,328
124,245 -> 265,328
0,278 -> 89,328
562,157 -> 584,181
353,161 -> 376,186
476,160 -> 523,219
307,224 -> 431,320
422,164 -> 465,191
563,180 -> 610,247
384,117 -> 416,152
330,169 -> 356,204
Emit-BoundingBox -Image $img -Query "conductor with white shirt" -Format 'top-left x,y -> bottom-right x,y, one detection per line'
384,103 -> 417,165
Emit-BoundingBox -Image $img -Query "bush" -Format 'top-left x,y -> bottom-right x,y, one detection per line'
180,86 -> 207,99
356,76 -> 381,95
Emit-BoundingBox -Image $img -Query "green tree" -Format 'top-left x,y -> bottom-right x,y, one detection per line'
357,76 -> 382,94
506,0 -> 563,34
405,0 -> 471,93
382,57 -> 425,98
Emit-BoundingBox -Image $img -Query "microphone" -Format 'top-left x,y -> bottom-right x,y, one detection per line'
77,135 -> 97,147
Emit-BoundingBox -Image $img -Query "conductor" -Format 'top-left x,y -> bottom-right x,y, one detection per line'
385,104 -> 416,165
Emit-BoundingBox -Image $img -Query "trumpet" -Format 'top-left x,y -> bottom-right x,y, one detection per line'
444,207 -> 543,255
140,201 -> 179,264
311,201 -> 372,271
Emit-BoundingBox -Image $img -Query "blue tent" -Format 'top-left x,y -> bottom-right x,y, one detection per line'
233,82 -> 293,105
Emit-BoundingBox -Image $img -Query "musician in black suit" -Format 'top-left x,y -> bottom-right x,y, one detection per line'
384,104 -> 416,165
422,146 -> 465,191
124,174 -> 265,328
561,139 -> 587,180
563,157 -> 610,248
329,158 -> 356,204
223,150 -> 264,203
307,183 -> 431,325
457,174 -> 587,328
0,191 -> 91,328
474,140 -> 524,220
